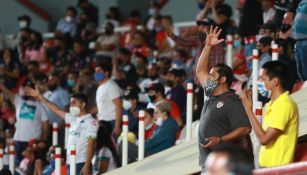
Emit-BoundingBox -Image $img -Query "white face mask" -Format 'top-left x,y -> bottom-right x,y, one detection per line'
69,106 -> 81,116
65,16 -> 73,23
123,100 -> 132,110
145,123 -> 153,131
155,116 -> 163,126
19,21 -> 27,29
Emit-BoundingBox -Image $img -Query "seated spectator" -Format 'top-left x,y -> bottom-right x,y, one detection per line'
257,36 -> 273,69
144,108 -> 157,140
0,48 -> 20,90
77,0 -> 99,25
70,40 -> 92,70
259,22 -> 277,39
122,89 -> 146,136
138,63 -> 160,93
95,22 -> 119,59
101,6 -> 121,28
93,125 -> 120,174
145,100 -> 178,156
55,6 -> 78,38
0,99 -> 15,131
131,31 -> 150,57
15,147 -> 36,175
66,71 -> 78,94
262,0 -> 276,24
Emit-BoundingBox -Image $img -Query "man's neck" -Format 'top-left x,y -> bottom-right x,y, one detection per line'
78,111 -> 88,117
270,87 -> 286,103
212,86 -> 230,96
99,78 -> 109,85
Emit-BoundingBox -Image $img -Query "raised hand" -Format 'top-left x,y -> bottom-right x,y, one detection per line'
241,89 -> 253,112
24,86 -> 40,99
205,26 -> 224,46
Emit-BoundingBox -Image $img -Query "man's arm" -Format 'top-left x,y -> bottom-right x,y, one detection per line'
24,87 -> 67,119
81,137 -> 96,175
241,89 -> 281,145
112,97 -> 122,137
165,27 -> 199,47
196,26 -> 224,87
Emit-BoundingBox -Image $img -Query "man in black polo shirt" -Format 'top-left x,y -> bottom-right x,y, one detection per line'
195,26 -> 252,173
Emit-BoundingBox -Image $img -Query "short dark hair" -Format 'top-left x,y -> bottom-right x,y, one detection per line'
119,48 -> 131,56
71,93 -> 88,108
261,61 -> 290,90
96,62 -> 113,78
211,144 -> 254,175
213,64 -> 234,87
259,36 -> 273,46
67,6 -> 77,16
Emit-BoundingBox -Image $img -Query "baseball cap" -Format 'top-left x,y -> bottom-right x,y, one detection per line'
123,89 -> 139,100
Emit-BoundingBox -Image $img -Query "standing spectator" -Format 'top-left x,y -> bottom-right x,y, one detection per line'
43,72 -> 70,125
262,0 -> 276,24
93,125 -> 120,174
242,61 -> 299,167
77,0 -> 99,25
95,22 -> 119,59
25,88 -> 97,175
94,62 -> 122,137
56,6 -> 78,38
145,100 -> 178,156
293,0 -> 307,80
273,0 -> 300,28
113,48 -> 138,88
196,26 -> 251,173
0,81 -> 49,165
0,48 -> 20,90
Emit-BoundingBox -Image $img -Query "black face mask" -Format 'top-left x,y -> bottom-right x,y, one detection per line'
48,84 -> 57,91
198,32 -> 206,42
23,95 -> 33,101
148,95 -> 156,103
166,80 -> 175,87
149,75 -> 158,81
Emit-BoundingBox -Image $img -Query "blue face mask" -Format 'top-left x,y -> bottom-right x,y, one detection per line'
94,72 -> 105,82
257,81 -> 271,98
67,79 -> 76,88
148,8 -> 156,16
234,40 -> 241,48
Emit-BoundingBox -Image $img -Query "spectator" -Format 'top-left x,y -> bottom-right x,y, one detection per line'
101,6 -> 121,28
0,99 -> 15,131
262,0 -> 276,24
257,36 -> 273,69
242,61 -> 299,167
145,83 -> 182,127
113,48 -> 138,88
55,6 -> 78,38
138,63 -> 160,93
293,0 -> 307,80
166,68 -> 187,122
95,22 -> 119,59
204,144 -> 254,175
0,81 -> 49,165
93,125 -> 120,174
70,39 -> 92,69
273,0 -> 300,28
122,9 -> 142,27
0,48 -> 20,90
77,0 -> 99,25
259,22 -> 277,39
25,89 -> 97,175
131,31 -> 149,57
66,71 -> 78,94
43,72 -> 70,125
146,1 -> 162,31
94,62 -> 122,137
122,89 -> 146,136
196,26 -> 251,174
145,100 -> 178,156
144,108 -> 157,140
18,15 -> 31,30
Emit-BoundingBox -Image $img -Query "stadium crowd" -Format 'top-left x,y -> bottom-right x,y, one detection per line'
0,0 -> 306,174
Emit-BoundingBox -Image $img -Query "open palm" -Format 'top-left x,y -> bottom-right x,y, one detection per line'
205,26 -> 224,46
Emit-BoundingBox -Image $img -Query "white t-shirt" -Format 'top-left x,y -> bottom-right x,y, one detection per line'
93,147 -> 117,173
13,96 -> 48,142
65,113 -> 98,164
96,80 -> 121,121
96,34 -> 119,57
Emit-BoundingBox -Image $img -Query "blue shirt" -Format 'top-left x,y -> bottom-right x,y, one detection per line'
56,18 -> 77,37
145,117 -> 178,156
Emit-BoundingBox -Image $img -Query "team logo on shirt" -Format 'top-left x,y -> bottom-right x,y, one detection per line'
216,101 -> 224,108
91,120 -> 97,126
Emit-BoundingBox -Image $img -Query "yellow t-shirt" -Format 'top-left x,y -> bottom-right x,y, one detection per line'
259,91 -> 299,167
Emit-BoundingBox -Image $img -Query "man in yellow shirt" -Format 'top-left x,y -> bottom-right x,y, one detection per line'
242,61 -> 299,167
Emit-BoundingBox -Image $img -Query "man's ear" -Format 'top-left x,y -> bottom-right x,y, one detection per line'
272,77 -> 279,86
220,76 -> 227,84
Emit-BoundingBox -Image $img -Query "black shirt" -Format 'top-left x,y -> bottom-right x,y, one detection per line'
198,90 -> 251,166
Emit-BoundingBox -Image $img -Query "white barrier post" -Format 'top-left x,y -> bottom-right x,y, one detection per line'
226,35 -> 233,68
186,83 -> 193,141
255,101 -> 263,124
252,49 -> 259,112
65,123 -> 70,149
55,147 -> 61,175
52,123 -> 58,146
138,110 -> 145,161
272,43 -> 278,61
9,145 -> 15,174
70,145 -> 76,175
122,115 -> 128,166
0,149 -> 4,170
